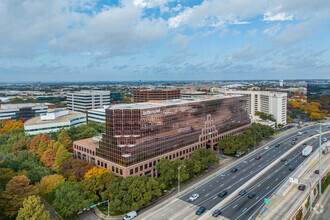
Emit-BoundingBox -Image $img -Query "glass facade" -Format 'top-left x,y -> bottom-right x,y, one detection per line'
97,96 -> 250,167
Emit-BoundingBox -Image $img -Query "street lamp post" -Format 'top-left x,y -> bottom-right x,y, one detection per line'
178,165 -> 186,194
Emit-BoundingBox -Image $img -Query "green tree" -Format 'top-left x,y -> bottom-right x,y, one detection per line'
190,148 -> 219,170
183,158 -> 202,175
0,129 -> 28,154
27,166 -> 53,184
0,168 -> 16,190
172,159 -> 189,182
37,137 -> 49,158
53,144 -> 71,172
0,151 -> 41,172
58,130 -> 73,152
0,176 -> 38,218
16,195 -> 50,220
53,181 -> 90,218
156,159 -> 175,188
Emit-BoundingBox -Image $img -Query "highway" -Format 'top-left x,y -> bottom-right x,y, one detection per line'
137,123 -> 329,220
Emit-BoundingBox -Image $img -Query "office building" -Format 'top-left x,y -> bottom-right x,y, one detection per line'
220,89 -> 287,125
0,103 -> 48,121
133,89 -> 180,103
87,106 -> 108,123
24,110 -> 86,135
74,95 -> 251,177
67,90 -> 110,112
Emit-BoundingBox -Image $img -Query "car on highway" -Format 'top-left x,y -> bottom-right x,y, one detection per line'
298,184 -> 306,191
196,207 -> 206,215
275,144 -> 280,147
239,189 -> 247,195
323,138 -> 327,142
305,124 -> 308,126
310,134 -> 313,137
231,167 -> 238,173
235,152 -> 245,157
213,210 -> 222,217
303,143 -> 307,145
189,194 -> 199,201
255,155 -> 261,160
264,146 -> 269,150
289,166 -> 295,171
281,158 -> 287,162
304,131 -> 308,134
284,161 -> 289,166
218,190 -> 228,198
291,141 -> 296,145
248,192 -> 256,198
123,211 -> 137,220
315,170 -> 319,174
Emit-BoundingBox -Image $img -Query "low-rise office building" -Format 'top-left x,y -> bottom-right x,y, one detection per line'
133,89 -> 180,103
74,95 -> 251,178
0,103 -> 48,121
87,106 -> 108,123
67,90 -> 110,112
24,110 -> 86,135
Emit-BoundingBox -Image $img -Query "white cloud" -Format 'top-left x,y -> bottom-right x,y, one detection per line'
232,30 -> 241,36
263,12 -> 294,21
247,29 -> 257,37
263,24 -> 281,36
228,45 -> 256,61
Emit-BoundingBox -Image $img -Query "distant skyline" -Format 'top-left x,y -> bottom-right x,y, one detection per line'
1,0 -> 330,82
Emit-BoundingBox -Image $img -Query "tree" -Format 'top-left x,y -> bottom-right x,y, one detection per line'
37,174 -> 65,195
27,166 -> 53,184
0,151 -> 41,172
172,159 -> 189,182
40,149 -> 56,169
84,167 -> 110,179
287,115 -> 294,122
12,139 -> 30,154
67,124 -> 99,141
16,195 -> 50,220
37,137 -> 49,157
58,130 -> 73,152
156,159 -> 175,188
53,144 -> 71,172
0,168 -> 16,190
58,158 -> 90,180
0,129 -> 29,154
190,148 -> 219,170
29,134 -> 42,154
52,181 -> 90,218
76,163 -> 94,181
0,176 -> 38,218
0,120 -> 24,134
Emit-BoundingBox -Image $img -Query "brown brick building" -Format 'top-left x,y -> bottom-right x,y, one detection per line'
133,89 -> 180,103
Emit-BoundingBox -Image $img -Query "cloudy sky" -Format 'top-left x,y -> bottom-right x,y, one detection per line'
1,0 -> 329,82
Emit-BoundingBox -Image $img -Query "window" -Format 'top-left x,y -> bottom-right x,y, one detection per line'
130,169 -> 133,175
149,162 -> 152,168
101,162 -> 103,167
120,169 -> 123,175
116,167 -> 118,173
145,164 -> 147,169
165,156 -> 168,159
105,163 -> 107,168
169,155 -> 172,160
112,166 -> 114,172
153,161 -> 156,166
180,151 -> 182,156
140,165 -> 143,171
135,167 -> 138,173
97,161 -> 100,166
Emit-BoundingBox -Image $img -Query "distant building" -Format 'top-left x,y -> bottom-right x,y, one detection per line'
67,90 -> 110,112
87,106 -> 108,123
279,80 -> 284,87
180,90 -> 207,98
24,110 -> 86,135
133,89 -> 180,103
110,93 -> 121,102
74,95 -> 251,178
220,89 -> 287,125
0,103 -> 48,121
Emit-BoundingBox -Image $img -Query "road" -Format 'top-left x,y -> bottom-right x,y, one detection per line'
137,123 -> 329,220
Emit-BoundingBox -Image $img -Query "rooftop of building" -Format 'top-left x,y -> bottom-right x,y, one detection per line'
133,89 -> 180,92
74,137 -> 99,149
67,90 -> 110,95
25,110 -> 84,126
107,94 -> 243,110
0,103 -> 50,110
223,89 -> 287,97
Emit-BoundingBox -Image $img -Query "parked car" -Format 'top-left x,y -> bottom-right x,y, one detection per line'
123,211 -> 137,220
239,189 -> 247,195
213,210 -> 222,217
218,190 -> 228,198
315,170 -> 319,174
291,141 -> 296,145
298,184 -> 306,191
248,192 -> 256,198
235,152 -> 245,157
231,168 -> 238,173
289,166 -> 295,171
275,144 -> 281,147
196,207 -> 206,215
264,146 -> 269,150
189,194 -> 199,201
255,155 -> 261,160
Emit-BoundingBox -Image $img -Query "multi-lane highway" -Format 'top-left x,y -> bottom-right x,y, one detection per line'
137,123 -> 329,220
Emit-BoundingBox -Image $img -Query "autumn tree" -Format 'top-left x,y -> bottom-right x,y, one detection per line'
84,167 -> 110,179
37,137 -> 49,157
29,134 -> 42,154
40,149 -> 56,169
37,174 -> 65,195
53,144 -> 71,172
12,139 -> 30,154
0,176 -> 38,218
58,158 -> 90,180
58,129 -> 73,152
16,195 -> 50,220
0,120 -> 24,134
76,163 -> 94,181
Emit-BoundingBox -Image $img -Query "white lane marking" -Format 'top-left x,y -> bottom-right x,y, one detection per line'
276,178 -> 278,181
205,193 -> 210,197
258,184 -> 261,187
259,165 -> 262,167
267,159 -> 269,162
203,189 -> 205,191
250,171 -> 253,173
250,159 -> 254,162
243,208 -> 247,212
279,151 -> 282,153
266,186 -> 270,190
216,180 -> 218,182
256,196 -> 259,200
283,171 -> 285,174
213,197 -> 217,200
233,205 -> 237,209
252,163 -> 255,166
228,186 -> 231,189
295,160 -> 297,163
232,176 -> 236,179
240,178 -> 243,181
220,184 -> 224,187
210,185 -> 212,187
243,169 -> 246,172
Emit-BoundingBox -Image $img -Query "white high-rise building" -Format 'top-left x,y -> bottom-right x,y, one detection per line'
279,80 -> 284,87
67,90 -> 110,113
220,89 -> 287,125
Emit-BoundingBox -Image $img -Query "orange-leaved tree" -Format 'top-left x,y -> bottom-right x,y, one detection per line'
37,174 -> 65,195
84,167 -> 110,179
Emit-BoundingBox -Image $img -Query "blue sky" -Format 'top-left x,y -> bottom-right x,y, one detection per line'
0,0 -> 329,82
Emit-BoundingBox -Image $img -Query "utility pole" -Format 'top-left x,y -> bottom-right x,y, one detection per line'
318,123 -> 322,196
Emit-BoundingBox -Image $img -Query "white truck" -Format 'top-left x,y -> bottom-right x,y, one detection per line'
302,145 -> 313,157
